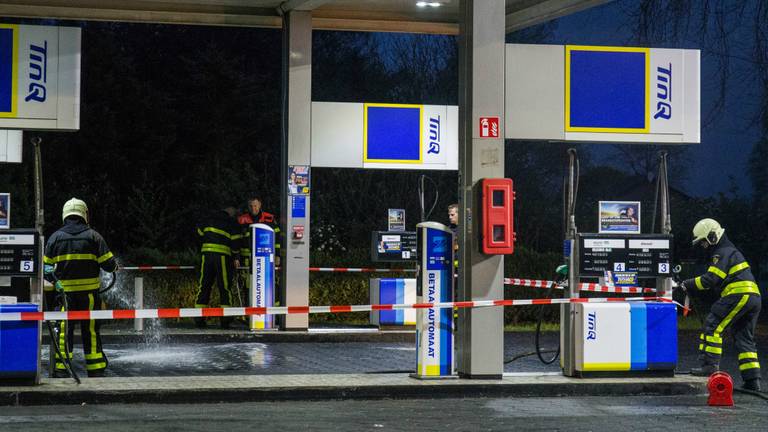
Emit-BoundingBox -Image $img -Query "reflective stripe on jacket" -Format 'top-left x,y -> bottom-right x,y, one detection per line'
683,234 -> 760,297
197,210 -> 241,257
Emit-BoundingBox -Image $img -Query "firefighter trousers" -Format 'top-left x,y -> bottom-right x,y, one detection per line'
195,252 -> 234,307
699,293 -> 761,381
54,290 -> 107,375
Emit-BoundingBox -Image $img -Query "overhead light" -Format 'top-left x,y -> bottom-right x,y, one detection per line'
416,1 -> 442,7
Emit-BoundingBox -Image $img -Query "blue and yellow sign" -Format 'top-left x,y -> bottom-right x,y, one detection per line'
363,103 -> 423,164
565,45 -> 650,133
578,302 -> 676,372
0,24 -> 18,118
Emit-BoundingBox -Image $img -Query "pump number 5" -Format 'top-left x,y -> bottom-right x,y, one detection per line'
20,260 -> 33,272
658,263 -> 669,274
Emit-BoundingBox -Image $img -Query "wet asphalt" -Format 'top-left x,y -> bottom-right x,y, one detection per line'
39,329 -> 768,383
1,394 -> 767,432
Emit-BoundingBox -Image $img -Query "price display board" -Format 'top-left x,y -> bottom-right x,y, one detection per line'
371,231 -> 418,262
0,229 -> 39,276
578,234 -> 673,277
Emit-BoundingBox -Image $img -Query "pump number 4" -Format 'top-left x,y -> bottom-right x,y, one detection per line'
658,263 -> 669,274
20,260 -> 33,272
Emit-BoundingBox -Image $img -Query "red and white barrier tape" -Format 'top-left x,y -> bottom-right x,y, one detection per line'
121,265 -> 415,273
504,278 -> 656,294
578,282 -> 656,294
120,266 -> 196,271
0,296 -> 672,322
308,267 -> 416,273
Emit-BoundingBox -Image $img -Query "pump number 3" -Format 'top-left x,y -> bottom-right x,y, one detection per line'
20,260 -> 33,272
658,263 -> 669,274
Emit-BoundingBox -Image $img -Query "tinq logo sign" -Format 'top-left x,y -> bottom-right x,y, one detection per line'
26,40 -> 47,103
427,115 -> 441,154
586,311 -> 597,341
654,63 -> 672,120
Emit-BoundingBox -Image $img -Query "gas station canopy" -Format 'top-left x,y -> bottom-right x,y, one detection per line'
0,0 -> 609,34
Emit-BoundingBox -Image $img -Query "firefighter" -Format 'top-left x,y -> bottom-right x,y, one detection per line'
678,218 -> 762,391
195,207 -> 242,329
43,198 -> 117,378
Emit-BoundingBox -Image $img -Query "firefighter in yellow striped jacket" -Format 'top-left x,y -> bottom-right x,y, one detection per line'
679,218 -> 762,391
43,198 -> 117,378
194,207 -> 241,329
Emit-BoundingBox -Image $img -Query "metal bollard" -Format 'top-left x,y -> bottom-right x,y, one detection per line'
134,277 -> 144,332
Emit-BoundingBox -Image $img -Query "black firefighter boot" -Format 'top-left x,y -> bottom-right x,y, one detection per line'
691,364 -> 719,376
743,378 -> 762,392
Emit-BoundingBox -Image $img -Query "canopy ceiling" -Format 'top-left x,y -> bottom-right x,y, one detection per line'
0,0 -> 610,34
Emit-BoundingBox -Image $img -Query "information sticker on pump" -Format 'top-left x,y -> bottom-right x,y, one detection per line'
20,260 -> 33,272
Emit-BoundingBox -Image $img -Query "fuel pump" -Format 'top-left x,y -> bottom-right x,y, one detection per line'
0,229 -> 43,385
560,149 -> 678,377
0,137 -> 46,385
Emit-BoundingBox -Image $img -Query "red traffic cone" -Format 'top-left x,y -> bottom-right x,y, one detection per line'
707,371 -> 734,406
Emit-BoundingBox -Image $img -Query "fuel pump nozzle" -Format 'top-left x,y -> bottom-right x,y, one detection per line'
671,264 -> 691,317
555,264 -> 568,280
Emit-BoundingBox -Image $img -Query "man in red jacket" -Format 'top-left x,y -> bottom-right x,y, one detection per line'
237,197 -> 281,267
237,197 -> 282,309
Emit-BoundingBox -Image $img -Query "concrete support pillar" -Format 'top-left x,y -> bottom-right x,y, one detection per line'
456,0 -> 506,379
280,10 -> 312,330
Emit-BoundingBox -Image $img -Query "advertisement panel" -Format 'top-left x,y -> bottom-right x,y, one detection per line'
387,208 -> 405,232
598,201 -> 640,234
0,193 -> 8,229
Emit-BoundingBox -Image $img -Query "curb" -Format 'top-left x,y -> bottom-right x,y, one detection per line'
0,374 -> 708,406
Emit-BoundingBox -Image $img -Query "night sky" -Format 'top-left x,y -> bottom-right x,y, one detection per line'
537,0 -> 765,198
0,2 -> 764,260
